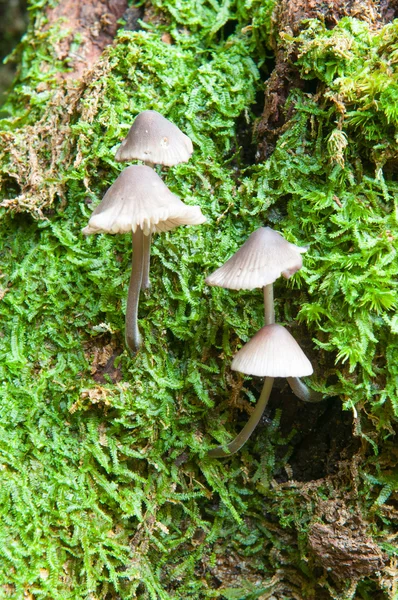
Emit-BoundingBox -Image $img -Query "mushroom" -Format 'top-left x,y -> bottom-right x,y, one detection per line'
206,227 -> 321,457
115,110 -> 194,290
205,227 -> 305,293
82,165 -> 206,353
115,110 -> 193,167
206,227 -> 320,398
208,325 -> 313,458
231,324 -> 313,377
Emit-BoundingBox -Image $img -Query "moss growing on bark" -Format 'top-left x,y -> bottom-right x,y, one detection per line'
0,1 -> 397,598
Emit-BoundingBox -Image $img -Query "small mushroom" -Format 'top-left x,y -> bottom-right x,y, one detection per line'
208,324 -> 313,458
115,110 -> 193,289
206,227 -> 320,458
231,324 -> 313,377
83,165 -> 206,353
205,227 -> 305,292
115,110 -> 193,167
206,227 -> 315,387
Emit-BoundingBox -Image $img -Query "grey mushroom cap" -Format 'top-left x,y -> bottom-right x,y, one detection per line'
205,227 -> 306,290
115,110 -> 193,166
82,165 -> 206,236
231,324 -> 313,378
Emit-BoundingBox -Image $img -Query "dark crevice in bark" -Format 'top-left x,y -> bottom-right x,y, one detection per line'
0,0 -> 28,106
122,5 -> 145,31
255,55 -> 304,160
0,0 -> 27,58
244,381 -> 361,482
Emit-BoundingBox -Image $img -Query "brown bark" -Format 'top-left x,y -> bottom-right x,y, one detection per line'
308,499 -> 385,579
45,0 -> 129,79
273,0 -> 381,35
256,0 -> 387,160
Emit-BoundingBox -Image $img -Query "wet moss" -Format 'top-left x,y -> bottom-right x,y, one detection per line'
0,2 -> 397,599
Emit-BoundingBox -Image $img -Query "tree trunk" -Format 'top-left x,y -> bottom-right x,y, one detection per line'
0,0 -> 397,598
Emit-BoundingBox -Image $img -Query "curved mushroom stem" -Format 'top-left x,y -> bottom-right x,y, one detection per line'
141,233 -> 152,290
208,377 -> 274,458
286,377 -> 323,403
125,229 -> 144,353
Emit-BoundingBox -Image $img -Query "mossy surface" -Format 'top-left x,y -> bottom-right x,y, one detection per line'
0,2 -> 397,598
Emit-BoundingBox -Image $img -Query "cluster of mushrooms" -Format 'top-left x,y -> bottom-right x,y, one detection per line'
205,227 -> 322,457
83,110 -> 322,457
82,111 -> 206,352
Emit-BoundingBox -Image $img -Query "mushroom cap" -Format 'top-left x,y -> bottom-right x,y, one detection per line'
231,324 -> 313,378
82,165 -> 206,236
205,227 -> 306,290
115,110 -> 193,166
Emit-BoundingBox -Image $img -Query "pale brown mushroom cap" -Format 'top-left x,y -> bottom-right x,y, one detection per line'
115,110 -> 193,166
82,165 -> 206,236
231,324 -> 313,377
205,227 -> 306,290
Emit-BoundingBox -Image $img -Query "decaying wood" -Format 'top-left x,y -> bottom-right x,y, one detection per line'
0,1 -> 149,216
308,499 -> 385,579
273,0 -> 381,35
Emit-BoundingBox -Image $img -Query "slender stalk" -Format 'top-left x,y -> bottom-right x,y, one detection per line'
287,377 -> 323,403
208,377 -> 274,457
141,161 -> 155,292
263,283 -> 275,324
125,229 -> 144,353
141,233 -> 152,290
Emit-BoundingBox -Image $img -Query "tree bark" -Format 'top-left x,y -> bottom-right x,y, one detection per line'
45,0 -> 128,80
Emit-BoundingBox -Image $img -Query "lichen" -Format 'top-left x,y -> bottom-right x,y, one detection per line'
0,2 -> 397,599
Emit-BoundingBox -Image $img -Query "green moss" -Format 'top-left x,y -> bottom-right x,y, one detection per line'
0,3 -> 397,599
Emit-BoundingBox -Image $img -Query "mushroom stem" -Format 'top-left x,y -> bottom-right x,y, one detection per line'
263,283 -> 275,325
287,377 -> 323,403
125,229 -> 144,353
208,377 -> 275,457
141,233 -> 152,290
140,161 -> 155,291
